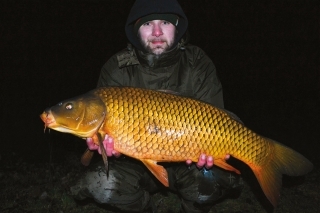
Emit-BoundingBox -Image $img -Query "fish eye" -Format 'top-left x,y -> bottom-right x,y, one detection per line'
58,102 -> 62,106
65,103 -> 73,110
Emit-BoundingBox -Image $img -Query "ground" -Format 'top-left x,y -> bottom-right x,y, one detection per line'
0,147 -> 319,213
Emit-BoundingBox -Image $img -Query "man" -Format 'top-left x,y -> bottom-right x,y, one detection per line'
70,0 -> 243,212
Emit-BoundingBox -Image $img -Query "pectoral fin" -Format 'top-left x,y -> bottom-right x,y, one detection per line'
214,159 -> 241,174
81,149 -> 94,166
141,159 -> 169,187
97,133 -> 108,174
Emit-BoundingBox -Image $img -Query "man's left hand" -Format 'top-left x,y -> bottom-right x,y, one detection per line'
186,154 -> 230,169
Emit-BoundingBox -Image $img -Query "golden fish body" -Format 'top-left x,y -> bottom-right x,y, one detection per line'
40,87 -> 313,207
100,87 -> 268,165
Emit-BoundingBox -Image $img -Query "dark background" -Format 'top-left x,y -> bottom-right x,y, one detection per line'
1,0 -> 319,167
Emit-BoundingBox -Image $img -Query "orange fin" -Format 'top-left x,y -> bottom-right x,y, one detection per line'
97,133 -> 108,174
214,159 -> 241,174
81,149 -> 94,166
141,159 -> 169,187
249,138 -> 313,207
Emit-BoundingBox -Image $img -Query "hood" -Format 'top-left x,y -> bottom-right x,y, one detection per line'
125,0 -> 188,51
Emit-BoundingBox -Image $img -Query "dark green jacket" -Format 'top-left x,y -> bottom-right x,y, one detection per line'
97,44 -> 224,109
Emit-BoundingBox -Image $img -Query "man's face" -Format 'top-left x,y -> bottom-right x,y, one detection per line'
138,20 -> 176,55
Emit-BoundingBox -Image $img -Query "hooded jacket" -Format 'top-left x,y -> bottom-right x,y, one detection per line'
125,0 -> 188,51
97,0 -> 224,108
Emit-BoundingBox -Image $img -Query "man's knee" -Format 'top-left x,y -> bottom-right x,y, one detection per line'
171,165 -> 243,205
70,161 -> 152,211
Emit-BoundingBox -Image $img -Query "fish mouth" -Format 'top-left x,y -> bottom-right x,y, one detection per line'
40,111 -> 57,127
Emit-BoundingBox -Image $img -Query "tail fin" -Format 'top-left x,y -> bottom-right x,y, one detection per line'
250,139 -> 313,207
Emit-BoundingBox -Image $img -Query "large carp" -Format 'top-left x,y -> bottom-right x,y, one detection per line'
40,86 -> 313,207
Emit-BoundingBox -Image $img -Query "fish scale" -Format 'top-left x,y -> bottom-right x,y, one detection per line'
41,86 -> 313,207
101,87 -> 272,171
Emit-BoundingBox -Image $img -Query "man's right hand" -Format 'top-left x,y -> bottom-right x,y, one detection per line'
86,135 -> 121,157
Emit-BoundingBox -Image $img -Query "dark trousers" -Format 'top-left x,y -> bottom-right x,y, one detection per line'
70,157 -> 243,213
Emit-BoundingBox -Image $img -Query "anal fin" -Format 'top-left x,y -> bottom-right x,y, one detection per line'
215,159 -> 241,174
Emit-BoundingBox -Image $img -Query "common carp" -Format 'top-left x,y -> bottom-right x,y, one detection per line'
40,86 -> 313,207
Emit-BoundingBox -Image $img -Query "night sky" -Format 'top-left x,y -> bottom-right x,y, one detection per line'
1,0 -> 319,167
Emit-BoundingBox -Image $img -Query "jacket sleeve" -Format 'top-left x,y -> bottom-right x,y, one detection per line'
191,47 -> 224,109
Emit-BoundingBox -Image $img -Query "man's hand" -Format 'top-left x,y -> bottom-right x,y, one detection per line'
186,153 -> 230,169
86,135 -> 121,157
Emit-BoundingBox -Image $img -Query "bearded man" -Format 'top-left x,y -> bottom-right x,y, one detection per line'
71,0 -> 243,212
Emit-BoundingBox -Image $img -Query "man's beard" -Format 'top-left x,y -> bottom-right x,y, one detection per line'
140,36 -> 175,55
